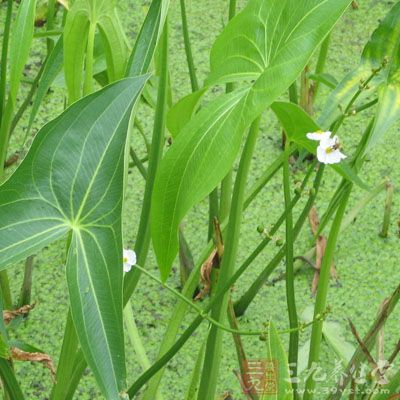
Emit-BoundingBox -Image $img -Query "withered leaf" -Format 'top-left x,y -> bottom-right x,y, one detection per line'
11,347 -> 56,381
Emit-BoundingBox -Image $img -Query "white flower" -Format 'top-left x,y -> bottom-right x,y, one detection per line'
316,135 -> 347,165
123,249 -> 136,273
306,130 -> 331,141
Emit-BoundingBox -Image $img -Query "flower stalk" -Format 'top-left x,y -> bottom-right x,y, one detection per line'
283,139 -> 299,397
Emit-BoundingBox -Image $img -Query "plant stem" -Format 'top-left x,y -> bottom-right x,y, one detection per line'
0,0 -> 13,124
312,33 -> 331,102
46,0 -> 57,53
197,117 -> 261,400
83,22 -> 96,96
283,140 -> 299,397
0,266 -> 11,310
50,311 -> 79,400
179,0 -> 198,92
17,256 -> 34,307
303,186 -> 352,400
123,19 -> 169,302
379,181 -> 393,238
219,0 -> 237,221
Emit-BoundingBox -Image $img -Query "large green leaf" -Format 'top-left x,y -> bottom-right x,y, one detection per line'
64,0 -> 129,103
319,1 -> 400,130
0,76 -> 148,398
151,0 -> 352,279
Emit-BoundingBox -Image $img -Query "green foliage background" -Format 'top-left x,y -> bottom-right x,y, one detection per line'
1,0 -> 399,398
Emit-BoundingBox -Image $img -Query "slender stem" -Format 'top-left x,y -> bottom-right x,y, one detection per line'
283,140 -> 299,397
123,19 -> 169,303
197,117 -> 261,400
12,58 -> 47,140
207,189 -> 219,240
83,22 -> 96,96
129,147 -> 148,179
312,33 -> 331,102
219,0 -> 238,220
134,117 -> 150,154
379,181 -> 393,238
134,264 -> 269,336
303,186 -> 352,399
179,0 -> 199,92
18,256 -> 34,307
0,0 -> 13,124
46,0 -> 57,53
0,272 -> 11,309
289,83 -> 298,104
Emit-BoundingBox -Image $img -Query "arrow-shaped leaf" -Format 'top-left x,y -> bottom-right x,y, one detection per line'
0,76 -> 148,398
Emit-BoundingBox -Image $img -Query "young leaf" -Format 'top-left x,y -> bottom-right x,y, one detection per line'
261,321 -> 293,400
9,0 -> 37,102
64,0 -> 129,102
0,76 -> 148,398
151,0 -> 352,279
126,0 -> 170,76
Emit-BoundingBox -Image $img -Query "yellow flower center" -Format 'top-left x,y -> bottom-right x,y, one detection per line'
325,147 -> 333,154
316,130 -> 324,134
123,257 -> 128,263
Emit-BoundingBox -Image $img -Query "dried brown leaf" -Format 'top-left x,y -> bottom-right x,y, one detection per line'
11,347 -> 56,381
195,249 -> 218,300
3,303 -> 35,324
